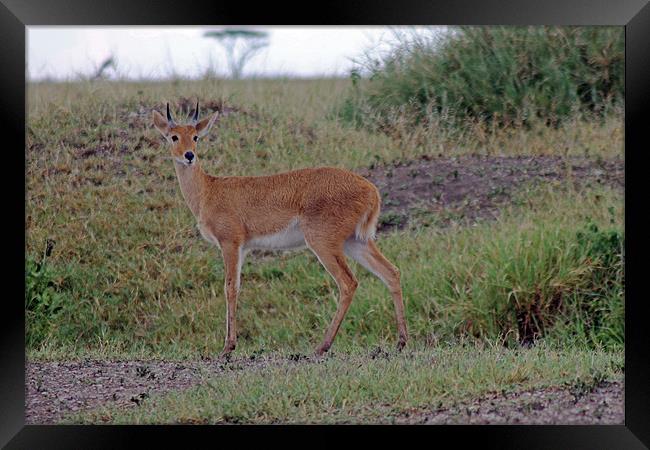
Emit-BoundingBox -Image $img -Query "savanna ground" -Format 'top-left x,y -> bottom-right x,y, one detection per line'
26,76 -> 624,424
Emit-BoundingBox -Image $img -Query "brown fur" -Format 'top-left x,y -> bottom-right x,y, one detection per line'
153,106 -> 408,357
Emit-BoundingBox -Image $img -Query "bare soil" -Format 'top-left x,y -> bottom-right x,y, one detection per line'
394,380 -> 623,425
357,155 -> 624,231
26,356 -> 279,424
26,356 -> 623,425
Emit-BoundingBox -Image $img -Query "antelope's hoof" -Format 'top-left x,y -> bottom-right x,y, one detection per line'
219,345 -> 236,360
314,345 -> 330,358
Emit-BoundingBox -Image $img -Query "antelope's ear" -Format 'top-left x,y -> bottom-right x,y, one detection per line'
152,110 -> 170,136
195,111 -> 219,137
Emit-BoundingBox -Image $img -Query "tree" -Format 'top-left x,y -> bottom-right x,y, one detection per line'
203,29 -> 269,79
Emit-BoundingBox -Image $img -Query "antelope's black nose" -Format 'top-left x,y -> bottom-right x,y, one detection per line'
184,151 -> 194,162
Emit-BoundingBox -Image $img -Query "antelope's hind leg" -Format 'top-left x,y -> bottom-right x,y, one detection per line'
305,238 -> 359,356
344,238 -> 408,350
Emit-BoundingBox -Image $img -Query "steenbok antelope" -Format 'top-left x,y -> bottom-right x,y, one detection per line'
153,102 -> 408,357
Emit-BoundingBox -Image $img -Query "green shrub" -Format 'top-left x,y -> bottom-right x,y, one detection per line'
505,219 -> 624,350
567,221 -> 624,348
340,26 -> 624,130
576,221 -> 624,273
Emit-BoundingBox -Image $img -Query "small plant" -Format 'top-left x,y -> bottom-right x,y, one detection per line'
261,267 -> 285,280
576,221 -> 624,273
378,212 -> 407,229
25,240 -> 64,348
566,369 -> 607,402
487,186 -> 508,199
409,206 -> 439,229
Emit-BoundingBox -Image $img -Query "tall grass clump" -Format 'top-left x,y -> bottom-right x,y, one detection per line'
392,198 -> 624,351
340,26 -> 623,131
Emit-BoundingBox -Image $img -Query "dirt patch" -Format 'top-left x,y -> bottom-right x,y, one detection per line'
76,142 -> 129,159
395,379 -> 623,425
25,355 -> 313,424
356,155 -> 624,231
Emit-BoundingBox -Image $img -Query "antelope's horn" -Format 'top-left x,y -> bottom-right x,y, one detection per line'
193,101 -> 200,123
166,103 -> 175,126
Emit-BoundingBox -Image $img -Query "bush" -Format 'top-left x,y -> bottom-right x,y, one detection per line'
570,221 -> 624,347
340,26 -> 624,130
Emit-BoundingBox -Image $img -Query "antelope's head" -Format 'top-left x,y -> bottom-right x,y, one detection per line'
152,102 -> 219,167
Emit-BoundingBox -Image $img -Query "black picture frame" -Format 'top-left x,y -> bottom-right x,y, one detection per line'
4,0 -> 649,447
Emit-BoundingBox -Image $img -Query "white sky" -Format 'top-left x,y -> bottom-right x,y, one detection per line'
27,26 -> 445,80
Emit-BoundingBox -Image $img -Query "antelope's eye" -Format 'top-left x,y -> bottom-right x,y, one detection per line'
171,135 -> 179,142
193,135 -> 198,142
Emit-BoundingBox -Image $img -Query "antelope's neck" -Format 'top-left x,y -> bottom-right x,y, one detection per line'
174,162 -> 208,218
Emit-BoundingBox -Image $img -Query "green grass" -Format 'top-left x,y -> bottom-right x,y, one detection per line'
26,78 -> 623,360
26,77 -> 624,424
66,344 -> 623,424
26,181 -> 623,359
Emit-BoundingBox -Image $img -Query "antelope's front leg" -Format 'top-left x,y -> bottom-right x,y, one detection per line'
219,240 -> 243,358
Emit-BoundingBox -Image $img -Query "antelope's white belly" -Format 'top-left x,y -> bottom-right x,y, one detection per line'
244,218 -> 306,251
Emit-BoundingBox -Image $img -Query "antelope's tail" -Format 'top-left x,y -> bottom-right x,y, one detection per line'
355,188 -> 381,242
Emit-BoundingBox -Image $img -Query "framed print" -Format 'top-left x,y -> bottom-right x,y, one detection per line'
3,0 -> 649,447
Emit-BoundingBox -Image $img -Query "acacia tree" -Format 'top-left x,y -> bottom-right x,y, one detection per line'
203,29 -> 269,79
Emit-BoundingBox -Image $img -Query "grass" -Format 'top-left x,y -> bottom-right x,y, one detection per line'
341,27 -> 623,130
26,77 -> 624,425
26,177 -> 623,359
26,79 -> 624,359
65,344 -> 623,424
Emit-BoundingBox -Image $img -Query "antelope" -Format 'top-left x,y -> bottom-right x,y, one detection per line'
152,102 -> 408,357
